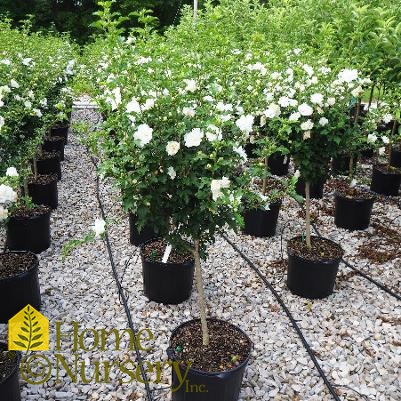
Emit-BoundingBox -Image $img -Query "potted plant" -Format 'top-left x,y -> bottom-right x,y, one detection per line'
81,20 -> 254,396
0,344 -> 21,401
241,166 -> 300,237
1,168 -> 52,253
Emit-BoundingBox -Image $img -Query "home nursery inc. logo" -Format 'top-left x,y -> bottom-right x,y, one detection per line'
6,305 -> 197,391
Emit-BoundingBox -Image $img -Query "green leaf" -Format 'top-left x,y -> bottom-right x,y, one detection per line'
13,341 -> 26,348
31,342 -> 43,349
18,334 -> 29,342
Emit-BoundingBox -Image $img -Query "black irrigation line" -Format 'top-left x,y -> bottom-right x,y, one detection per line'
90,157 -> 155,401
222,234 -> 342,401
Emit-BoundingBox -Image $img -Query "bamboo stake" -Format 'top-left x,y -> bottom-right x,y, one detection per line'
194,239 -> 209,346
262,156 -> 268,195
389,120 -> 398,162
305,182 -> 311,249
193,0 -> 198,22
367,84 -> 375,111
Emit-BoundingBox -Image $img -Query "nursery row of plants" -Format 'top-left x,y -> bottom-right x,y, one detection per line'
1,0 -> 401,400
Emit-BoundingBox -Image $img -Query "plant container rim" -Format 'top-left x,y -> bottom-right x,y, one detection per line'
140,238 -> 195,267
334,191 -> 375,202
9,207 -> 51,221
0,251 -> 39,283
287,235 -> 344,265
168,318 -> 253,377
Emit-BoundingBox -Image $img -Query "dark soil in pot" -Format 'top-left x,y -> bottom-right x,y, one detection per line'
7,205 -> 52,253
287,236 -> 344,299
295,178 -> 325,199
42,136 -> 65,161
244,142 -> 259,158
27,174 -> 58,209
129,213 -> 156,246
35,151 -> 61,180
334,183 -> 375,230
0,344 -> 21,401
370,164 -> 401,196
390,146 -> 401,168
50,124 -> 69,143
0,252 -> 41,322
141,239 -> 194,304
168,319 -> 252,401
267,152 -> 290,176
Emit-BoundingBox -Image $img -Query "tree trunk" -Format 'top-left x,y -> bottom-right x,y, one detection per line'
389,120 -> 398,162
194,240 -> 209,346
348,154 -> 354,181
305,182 -> 311,249
367,84 -> 375,111
262,157 -> 268,195
193,0 -> 198,22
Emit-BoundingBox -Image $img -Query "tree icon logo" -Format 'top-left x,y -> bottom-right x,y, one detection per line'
8,305 -> 49,351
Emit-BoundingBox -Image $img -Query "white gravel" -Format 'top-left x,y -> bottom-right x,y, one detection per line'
0,105 -> 400,401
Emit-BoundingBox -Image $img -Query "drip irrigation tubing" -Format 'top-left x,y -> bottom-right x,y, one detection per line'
222,234 -> 342,401
90,156 -> 155,401
310,220 -> 401,302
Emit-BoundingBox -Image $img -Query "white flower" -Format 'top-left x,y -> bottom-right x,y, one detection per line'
235,114 -> 254,134
303,64 -> 314,76
293,48 -> 302,55
206,125 -> 222,141
382,113 -> 393,124
264,104 -> 281,119
271,72 -> 281,80
184,128 -> 204,147
183,79 -> 197,92
106,87 -> 121,111
367,133 -> 377,143
182,107 -> 196,117
6,167 -> 18,177
378,147 -> 386,156
0,116 -> 4,131
278,96 -> 292,107
350,179 -> 357,187
166,141 -> 180,156
22,57 -> 33,66
338,69 -> 359,83
10,79 -> 19,88
211,177 -> 230,201
310,93 -> 324,105
142,98 -> 155,111
301,119 -> 314,131
381,135 -> 390,145
303,131 -> 311,140
0,59 -> 11,65
40,98 -> 48,108
133,124 -> 153,147
216,102 -> 233,112
0,205 -> 8,220
93,218 -> 106,238
326,97 -> 336,106
33,108 -> 42,118
319,117 -> 329,126
233,146 -> 247,161
298,103 -> 313,116
294,170 -> 301,179
289,112 -> 301,122
319,66 -> 331,74
351,86 -> 363,98
126,98 -> 141,114
203,95 -> 214,102
0,184 -> 17,204
167,167 -> 176,180
24,100 -> 32,109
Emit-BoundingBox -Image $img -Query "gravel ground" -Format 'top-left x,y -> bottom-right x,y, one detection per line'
1,105 -> 400,401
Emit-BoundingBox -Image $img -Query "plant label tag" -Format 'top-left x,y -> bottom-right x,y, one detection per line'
162,244 -> 172,263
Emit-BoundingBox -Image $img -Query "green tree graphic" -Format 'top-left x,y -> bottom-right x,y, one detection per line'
13,306 -> 44,351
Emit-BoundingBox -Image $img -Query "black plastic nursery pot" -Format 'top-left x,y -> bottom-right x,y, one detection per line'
129,213 -> 156,246
361,148 -> 374,158
140,239 -> 194,304
0,251 -> 41,323
287,236 -> 343,299
168,319 -> 252,401
370,164 -> 401,196
242,200 -> 282,237
0,343 -> 21,401
295,178 -> 325,199
28,174 -> 58,209
334,193 -> 374,230
42,136 -> 65,161
35,152 -> 61,181
244,142 -> 259,159
267,152 -> 290,176
6,208 -> 51,253
390,147 -> 401,168
50,124 -> 69,143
